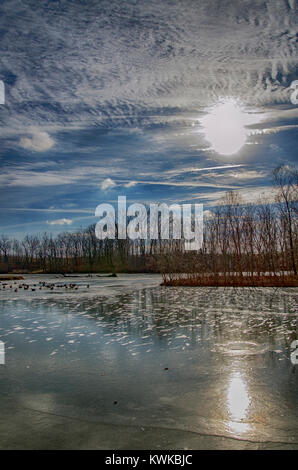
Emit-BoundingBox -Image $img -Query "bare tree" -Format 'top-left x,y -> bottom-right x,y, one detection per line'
273,165 -> 298,275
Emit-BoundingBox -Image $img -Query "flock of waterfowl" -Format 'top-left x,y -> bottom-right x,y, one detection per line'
0,280 -> 90,293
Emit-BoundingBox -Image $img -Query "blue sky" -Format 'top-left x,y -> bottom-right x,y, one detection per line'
0,0 -> 297,237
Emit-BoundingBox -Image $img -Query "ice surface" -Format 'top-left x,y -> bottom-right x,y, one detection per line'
0,275 -> 297,449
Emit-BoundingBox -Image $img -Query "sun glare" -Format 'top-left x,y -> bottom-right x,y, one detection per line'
200,98 -> 249,155
227,372 -> 250,434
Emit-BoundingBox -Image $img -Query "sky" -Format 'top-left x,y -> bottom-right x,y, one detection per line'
0,0 -> 297,237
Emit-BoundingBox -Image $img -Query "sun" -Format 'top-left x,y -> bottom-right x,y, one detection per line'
200,98 -> 248,155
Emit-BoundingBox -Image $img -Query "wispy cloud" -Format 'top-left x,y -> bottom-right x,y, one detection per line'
0,207 -> 93,214
124,181 -> 137,188
218,170 -> 267,180
191,186 -> 278,206
46,218 -> 73,226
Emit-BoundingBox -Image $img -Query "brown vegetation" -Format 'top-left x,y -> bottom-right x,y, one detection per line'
161,274 -> 298,287
0,275 -> 24,281
161,165 -> 297,287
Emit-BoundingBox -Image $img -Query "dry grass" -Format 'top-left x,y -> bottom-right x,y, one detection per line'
161,274 -> 298,287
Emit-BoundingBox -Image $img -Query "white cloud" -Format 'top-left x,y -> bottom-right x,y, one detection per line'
100,178 -> 116,191
46,218 -> 73,226
124,181 -> 137,188
203,210 -> 215,219
19,129 -> 55,152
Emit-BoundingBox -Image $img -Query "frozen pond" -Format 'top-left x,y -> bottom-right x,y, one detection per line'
0,274 -> 298,449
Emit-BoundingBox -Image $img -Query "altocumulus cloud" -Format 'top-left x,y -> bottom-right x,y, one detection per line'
2,0 -> 297,136
47,218 -> 73,226
19,129 -> 55,152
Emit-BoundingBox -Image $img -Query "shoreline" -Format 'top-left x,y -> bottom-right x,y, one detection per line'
1,273 -> 297,288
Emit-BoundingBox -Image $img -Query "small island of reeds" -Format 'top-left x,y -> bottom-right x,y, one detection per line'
161,273 -> 298,287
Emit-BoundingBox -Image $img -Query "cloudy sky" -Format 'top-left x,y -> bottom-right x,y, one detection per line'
0,0 -> 297,236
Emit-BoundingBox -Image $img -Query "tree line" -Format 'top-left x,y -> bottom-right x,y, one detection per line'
0,165 -> 297,279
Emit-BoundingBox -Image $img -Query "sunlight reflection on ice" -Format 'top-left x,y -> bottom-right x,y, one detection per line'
227,372 -> 250,434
